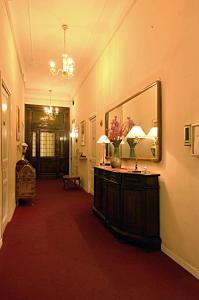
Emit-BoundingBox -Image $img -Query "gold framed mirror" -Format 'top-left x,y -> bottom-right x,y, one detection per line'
105,81 -> 162,161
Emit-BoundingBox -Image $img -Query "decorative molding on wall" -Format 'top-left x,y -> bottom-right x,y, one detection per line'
25,97 -> 72,108
162,244 -> 199,280
3,0 -> 26,83
25,88 -> 73,107
27,0 -> 33,62
25,88 -> 72,99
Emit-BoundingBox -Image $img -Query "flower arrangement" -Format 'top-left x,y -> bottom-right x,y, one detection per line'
108,116 -> 135,143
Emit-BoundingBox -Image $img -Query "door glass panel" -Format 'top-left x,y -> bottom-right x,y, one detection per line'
32,131 -> 36,157
40,132 -> 55,157
59,132 -> 64,156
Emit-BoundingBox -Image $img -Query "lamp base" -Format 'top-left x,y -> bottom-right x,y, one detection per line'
132,170 -> 142,173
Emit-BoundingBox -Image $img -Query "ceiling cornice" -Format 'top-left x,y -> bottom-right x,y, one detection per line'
3,0 -> 25,84
72,0 -> 136,99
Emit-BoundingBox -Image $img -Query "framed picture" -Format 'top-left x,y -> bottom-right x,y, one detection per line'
184,124 -> 191,146
80,120 -> 86,146
16,106 -> 20,141
191,124 -> 199,156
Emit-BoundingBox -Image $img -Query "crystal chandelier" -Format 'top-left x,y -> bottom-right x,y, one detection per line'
49,25 -> 75,79
43,90 -> 59,121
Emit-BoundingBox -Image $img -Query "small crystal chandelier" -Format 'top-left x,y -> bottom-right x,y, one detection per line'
43,90 -> 59,121
49,24 -> 75,79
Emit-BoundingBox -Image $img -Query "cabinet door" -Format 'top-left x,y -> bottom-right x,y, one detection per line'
106,181 -> 121,227
94,175 -> 103,211
121,188 -> 146,235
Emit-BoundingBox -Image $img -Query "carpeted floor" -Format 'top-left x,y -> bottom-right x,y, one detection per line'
0,179 -> 199,300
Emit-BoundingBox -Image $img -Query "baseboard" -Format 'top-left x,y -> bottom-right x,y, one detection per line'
162,244 -> 199,280
8,205 -> 15,223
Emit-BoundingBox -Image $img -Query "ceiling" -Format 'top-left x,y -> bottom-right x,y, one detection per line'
5,0 -> 135,103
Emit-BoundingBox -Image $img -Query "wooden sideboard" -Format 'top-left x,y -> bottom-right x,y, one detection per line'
93,166 -> 161,250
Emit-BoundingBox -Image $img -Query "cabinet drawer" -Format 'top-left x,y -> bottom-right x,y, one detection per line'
122,174 -> 144,187
94,168 -> 108,178
107,172 -> 121,184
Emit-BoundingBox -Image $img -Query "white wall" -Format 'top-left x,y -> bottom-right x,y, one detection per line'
73,0 -> 199,278
0,0 -> 25,243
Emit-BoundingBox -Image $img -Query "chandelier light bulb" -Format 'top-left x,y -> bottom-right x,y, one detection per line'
55,107 -> 59,114
50,61 -> 56,68
49,61 -> 56,75
2,103 -> 7,112
67,57 -> 74,65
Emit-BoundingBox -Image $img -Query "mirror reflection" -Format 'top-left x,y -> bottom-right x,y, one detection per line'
105,81 -> 161,161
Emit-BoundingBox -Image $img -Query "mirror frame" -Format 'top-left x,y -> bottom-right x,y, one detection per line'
105,80 -> 162,162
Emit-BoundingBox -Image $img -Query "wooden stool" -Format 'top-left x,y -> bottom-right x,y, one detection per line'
63,175 -> 80,190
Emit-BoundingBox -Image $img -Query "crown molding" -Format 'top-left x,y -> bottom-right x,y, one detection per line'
3,0 -> 26,84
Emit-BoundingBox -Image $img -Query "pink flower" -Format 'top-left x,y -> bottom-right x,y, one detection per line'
109,116 -> 120,142
119,117 -> 135,138
108,116 -> 135,142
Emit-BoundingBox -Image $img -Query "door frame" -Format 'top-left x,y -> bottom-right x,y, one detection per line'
0,73 -> 11,243
88,113 -> 96,194
25,104 -> 70,178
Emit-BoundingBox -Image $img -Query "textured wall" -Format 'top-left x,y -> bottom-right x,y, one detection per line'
74,0 -> 199,278
0,1 -> 24,240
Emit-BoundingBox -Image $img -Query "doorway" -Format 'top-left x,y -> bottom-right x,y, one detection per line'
25,104 -> 70,178
0,80 -> 10,234
88,114 -> 96,194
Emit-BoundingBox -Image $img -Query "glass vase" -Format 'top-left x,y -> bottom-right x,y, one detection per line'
127,138 -> 136,158
111,140 -> 121,168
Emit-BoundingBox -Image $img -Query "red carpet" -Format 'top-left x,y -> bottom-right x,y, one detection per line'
0,179 -> 199,300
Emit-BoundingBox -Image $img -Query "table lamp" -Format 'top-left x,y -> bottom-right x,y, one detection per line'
126,125 -> 146,172
147,126 -> 158,157
97,135 -> 110,165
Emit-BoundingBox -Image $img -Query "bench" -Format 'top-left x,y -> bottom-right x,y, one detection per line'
63,175 -> 80,190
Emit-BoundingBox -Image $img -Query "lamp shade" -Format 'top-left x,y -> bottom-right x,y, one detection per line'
126,126 -> 146,139
97,135 -> 110,144
147,127 -> 158,138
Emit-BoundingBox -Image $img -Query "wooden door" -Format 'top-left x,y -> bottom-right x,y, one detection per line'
1,82 -> 10,233
88,114 -> 96,194
70,128 -> 79,176
122,188 -> 146,235
25,105 -> 70,179
106,180 -> 121,227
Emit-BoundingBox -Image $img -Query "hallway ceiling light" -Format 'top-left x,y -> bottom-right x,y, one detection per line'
43,90 -> 59,121
49,25 -> 75,79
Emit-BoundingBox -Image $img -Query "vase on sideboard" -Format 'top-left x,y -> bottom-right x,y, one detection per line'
110,140 -> 121,168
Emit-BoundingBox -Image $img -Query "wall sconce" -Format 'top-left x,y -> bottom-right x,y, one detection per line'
97,135 -> 110,165
126,126 -> 146,172
70,128 -> 78,142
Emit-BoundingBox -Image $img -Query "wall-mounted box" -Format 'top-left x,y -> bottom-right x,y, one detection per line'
191,124 -> 199,156
184,124 -> 191,146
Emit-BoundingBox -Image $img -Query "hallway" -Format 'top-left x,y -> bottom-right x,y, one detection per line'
0,179 -> 199,300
